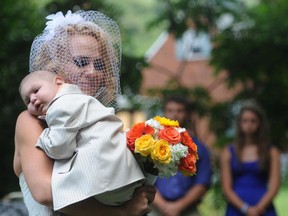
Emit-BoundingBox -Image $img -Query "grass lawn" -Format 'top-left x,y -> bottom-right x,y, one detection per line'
274,185 -> 288,216
198,185 -> 288,216
198,189 -> 225,216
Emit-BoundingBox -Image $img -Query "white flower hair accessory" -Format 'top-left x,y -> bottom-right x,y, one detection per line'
44,10 -> 84,40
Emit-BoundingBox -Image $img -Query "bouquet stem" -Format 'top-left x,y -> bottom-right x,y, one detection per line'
143,160 -> 158,185
143,172 -> 158,185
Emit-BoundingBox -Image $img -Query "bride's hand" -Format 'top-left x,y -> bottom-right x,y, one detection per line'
122,185 -> 156,216
137,185 -> 156,204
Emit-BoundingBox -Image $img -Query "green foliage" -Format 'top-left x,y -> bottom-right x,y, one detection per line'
211,0 -> 288,149
0,0 -> 44,197
209,102 -> 235,147
110,0 -> 163,57
120,54 -> 146,94
44,0 -> 122,21
148,0 -> 245,37
143,0 -> 288,149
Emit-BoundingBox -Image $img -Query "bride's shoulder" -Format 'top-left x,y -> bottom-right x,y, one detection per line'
17,110 -> 35,121
16,110 -> 44,127
15,110 -> 45,140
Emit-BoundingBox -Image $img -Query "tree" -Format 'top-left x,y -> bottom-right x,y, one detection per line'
145,0 -> 288,150
142,0 -> 244,134
0,0 -> 45,197
211,0 -> 288,149
148,0 -> 245,37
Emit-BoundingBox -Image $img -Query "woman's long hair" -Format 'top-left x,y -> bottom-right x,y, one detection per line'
234,100 -> 270,170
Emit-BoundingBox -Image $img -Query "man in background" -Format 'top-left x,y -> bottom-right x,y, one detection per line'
150,95 -> 212,216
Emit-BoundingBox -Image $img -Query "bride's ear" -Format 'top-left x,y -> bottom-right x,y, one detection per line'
54,76 -> 65,86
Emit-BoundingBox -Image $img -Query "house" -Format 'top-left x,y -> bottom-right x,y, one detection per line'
140,30 -> 242,147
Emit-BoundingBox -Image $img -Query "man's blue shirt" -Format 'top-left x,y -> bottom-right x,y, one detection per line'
155,136 -> 212,201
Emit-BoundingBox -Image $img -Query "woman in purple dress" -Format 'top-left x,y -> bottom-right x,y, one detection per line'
220,100 -> 280,216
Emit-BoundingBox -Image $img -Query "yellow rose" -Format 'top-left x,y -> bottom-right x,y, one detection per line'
151,139 -> 171,164
135,134 -> 155,157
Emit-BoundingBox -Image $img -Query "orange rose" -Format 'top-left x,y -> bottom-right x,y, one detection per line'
127,122 -> 155,151
178,153 -> 197,176
180,131 -> 197,153
158,127 -> 181,144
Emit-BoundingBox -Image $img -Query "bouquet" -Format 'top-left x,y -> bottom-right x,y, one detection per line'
126,116 -> 198,184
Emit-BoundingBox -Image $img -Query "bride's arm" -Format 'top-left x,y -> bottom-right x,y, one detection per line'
14,110 -> 54,207
59,185 -> 156,216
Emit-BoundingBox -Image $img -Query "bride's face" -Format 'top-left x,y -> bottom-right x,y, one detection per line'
66,35 -> 106,96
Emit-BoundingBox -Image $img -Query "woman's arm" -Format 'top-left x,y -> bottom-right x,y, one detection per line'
255,146 -> 281,212
14,110 -> 54,207
220,147 -> 247,210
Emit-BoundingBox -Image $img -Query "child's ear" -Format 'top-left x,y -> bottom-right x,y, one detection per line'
54,76 -> 65,86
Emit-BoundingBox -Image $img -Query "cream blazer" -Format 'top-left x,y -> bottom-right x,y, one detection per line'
36,84 -> 144,210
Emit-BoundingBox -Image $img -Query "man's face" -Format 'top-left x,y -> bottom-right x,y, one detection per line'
164,101 -> 187,125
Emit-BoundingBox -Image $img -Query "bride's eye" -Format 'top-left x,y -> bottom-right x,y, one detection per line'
93,59 -> 105,71
73,57 -> 89,68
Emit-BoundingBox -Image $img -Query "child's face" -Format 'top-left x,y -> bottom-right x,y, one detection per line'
21,77 -> 60,116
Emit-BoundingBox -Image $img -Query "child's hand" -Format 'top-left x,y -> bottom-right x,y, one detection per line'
38,114 -> 46,120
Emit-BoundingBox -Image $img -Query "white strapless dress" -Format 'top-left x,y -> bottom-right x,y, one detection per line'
19,173 -> 59,216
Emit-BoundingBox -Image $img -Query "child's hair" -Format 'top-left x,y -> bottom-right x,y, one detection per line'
235,100 -> 270,170
19,70 -> 57,96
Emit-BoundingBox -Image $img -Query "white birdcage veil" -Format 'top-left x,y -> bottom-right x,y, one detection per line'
29,10 -> 121,108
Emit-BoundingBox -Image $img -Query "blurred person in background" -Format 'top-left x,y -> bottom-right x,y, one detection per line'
220,100 -> 280,216
149,95 -> 212,216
